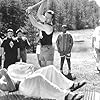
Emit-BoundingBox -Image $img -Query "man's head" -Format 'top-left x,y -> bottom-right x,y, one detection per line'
45,10 -> 54,24
16,29 -> 24,38
62,25 -> 67,33
7,29 -> 14,38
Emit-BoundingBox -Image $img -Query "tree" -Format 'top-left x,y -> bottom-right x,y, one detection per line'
0,0 -> 27,35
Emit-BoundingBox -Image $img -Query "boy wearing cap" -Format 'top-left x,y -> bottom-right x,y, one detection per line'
16,29 -> 30,62
56,25 -> 75,80
1,29 -> 20,69
26,0 -> 54,67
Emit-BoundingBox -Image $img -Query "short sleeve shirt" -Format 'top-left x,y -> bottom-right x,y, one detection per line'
1,37 -> 19,60
18,37 -> 30,51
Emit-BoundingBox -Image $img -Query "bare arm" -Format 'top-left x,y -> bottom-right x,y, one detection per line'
26,0 -> 46,15
37,1 -> 47,22
1,47 -> 5,62
17,48 -> 20,60
26,0 -> 53,35
1,47 -> 4,56
28,14 -> 53,35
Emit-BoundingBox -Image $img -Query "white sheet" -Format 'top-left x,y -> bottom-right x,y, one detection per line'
19,65 -> 73,100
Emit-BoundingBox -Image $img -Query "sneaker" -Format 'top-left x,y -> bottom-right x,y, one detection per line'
60,70 -> 63,74
70,80 -> 87,92
65,92 -> 84,100
63,72 -> 76,81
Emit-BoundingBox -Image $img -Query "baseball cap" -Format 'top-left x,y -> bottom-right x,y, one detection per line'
62,25 -> 67,28
16,29 -> 23,34
7,29 -> 13,33
47,10 -> 54,16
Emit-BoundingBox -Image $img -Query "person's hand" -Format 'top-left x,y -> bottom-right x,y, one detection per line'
26,0 -> 47,15
17,55 -> 20,61
26,6 -> 33,15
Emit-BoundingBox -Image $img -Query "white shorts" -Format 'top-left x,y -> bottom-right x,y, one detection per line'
36,45 -> 41,54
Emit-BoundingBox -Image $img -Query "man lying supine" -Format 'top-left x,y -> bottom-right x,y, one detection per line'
0,64 -> 86,100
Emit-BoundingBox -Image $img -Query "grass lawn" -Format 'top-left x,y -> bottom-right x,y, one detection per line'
27,29 -> 100,94
0,29 -> 100,100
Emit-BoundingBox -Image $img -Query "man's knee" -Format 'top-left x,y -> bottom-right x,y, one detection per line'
46,61 -> 53,66
41,61 -> 46,67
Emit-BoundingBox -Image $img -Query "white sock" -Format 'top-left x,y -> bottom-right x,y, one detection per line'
96,63 -> 99,67
96,63 -> 100,70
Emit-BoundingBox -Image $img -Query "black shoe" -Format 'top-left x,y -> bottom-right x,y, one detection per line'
70,80 -> 87,92
63,72 -> 76,81
97,67 -> 100,72
60,70 -> 63,74
65,92 -> 84,100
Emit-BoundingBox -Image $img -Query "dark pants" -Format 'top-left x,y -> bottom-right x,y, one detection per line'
60,56 -> 71,72
20,50 -> 27,62
4,58 -> 18,69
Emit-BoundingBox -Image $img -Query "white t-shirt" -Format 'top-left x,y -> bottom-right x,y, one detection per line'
93,26 -> 100,49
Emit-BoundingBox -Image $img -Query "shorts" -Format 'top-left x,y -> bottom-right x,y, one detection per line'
60,52 -> 71,59
39,45 -> 54,61
36,45 -> 41,54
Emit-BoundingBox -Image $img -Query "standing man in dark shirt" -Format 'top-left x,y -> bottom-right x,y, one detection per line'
26,0 -> 54,67
56,25 -> 73,74
16,29 -> 30,62
1,29 -> 20,69
56,25 -> 76,80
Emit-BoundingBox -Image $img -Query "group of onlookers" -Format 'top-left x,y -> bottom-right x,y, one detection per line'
0,28 -> 30,69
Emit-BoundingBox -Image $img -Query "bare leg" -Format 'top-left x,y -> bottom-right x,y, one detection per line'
37,54 -> 41,67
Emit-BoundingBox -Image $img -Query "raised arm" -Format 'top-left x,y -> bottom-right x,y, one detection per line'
27,13 -> 45,31
26,0 -> 53,34
37,0 -> 47,22
26,0 -> 46,15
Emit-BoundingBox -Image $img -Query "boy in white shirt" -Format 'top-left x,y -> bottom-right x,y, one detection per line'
92,26 -> 100,72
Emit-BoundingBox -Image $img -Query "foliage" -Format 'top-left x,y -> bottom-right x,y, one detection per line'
0,0 -> 99,44
0,0 -> 27,36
